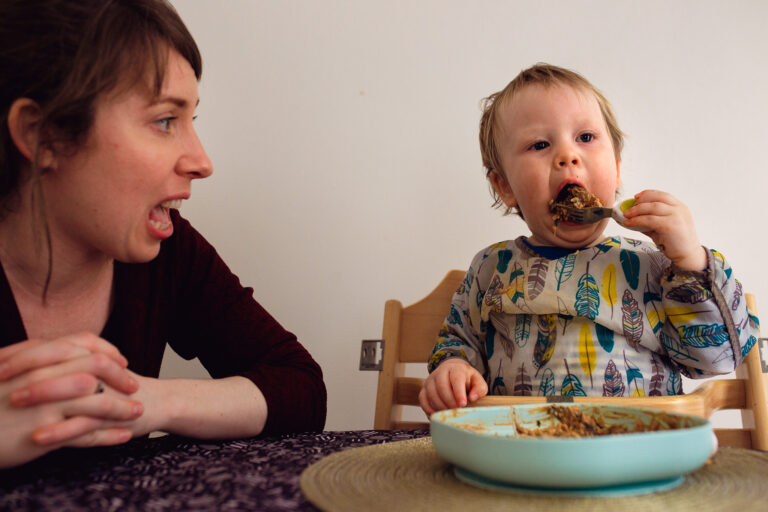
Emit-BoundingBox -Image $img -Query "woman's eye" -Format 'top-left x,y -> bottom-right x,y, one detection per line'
531,141 -> 549,151
578,133 -> 594,143
154,117 -> 176,132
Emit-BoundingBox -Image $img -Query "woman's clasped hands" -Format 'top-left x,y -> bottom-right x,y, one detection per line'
0,333 -> 143,469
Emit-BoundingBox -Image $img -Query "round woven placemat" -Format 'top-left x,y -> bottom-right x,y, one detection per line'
300,437 -> 768,512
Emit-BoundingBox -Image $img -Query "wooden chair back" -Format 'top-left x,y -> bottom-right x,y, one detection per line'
373,270 -> 768,449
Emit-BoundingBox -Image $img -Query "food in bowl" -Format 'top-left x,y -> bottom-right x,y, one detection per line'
513,405 -> 694,438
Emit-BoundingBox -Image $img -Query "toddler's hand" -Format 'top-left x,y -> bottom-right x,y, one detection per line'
621,190 -> 707,271
419,358 -> 488,416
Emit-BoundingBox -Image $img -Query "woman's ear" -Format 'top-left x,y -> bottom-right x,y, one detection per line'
7,98 -> 55,169
489,171 -> 517,209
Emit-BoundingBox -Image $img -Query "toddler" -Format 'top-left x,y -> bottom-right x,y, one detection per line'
419,63 -> 759,414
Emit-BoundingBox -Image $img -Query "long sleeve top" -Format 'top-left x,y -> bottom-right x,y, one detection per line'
0,211 -> 327,435
428,236 -> 759,397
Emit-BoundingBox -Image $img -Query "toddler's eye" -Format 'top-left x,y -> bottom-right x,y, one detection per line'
530,141 -> 549,151
578,133 -> 594,143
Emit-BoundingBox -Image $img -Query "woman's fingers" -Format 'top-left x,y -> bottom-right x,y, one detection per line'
60,394 -> 144,422
64,428 -> 133,448
9,371 -> 140,408
0,333 -> 128,382
10,354 -> 139,402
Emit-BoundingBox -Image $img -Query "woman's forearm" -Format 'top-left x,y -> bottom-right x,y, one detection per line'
139,375 -> 268,439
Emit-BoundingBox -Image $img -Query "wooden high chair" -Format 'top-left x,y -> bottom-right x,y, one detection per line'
371,270 -> 768,449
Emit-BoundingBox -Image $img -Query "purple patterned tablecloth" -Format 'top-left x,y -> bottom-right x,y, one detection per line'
0,430 -> 430,511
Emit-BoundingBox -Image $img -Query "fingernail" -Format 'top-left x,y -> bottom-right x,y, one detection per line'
10,388 -> 30,405
127,377 -> 138,391
132,402 -> 144,416
0,362 -> 9,379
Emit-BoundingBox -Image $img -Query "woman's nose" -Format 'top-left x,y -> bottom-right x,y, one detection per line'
177,131 -> 213,179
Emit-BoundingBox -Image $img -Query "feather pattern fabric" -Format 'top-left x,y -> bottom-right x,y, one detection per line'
678,323 -> 729,348
620,249 -> 640,290
538,368 -> 555,396
731,280 -> 743,311
665,282 -> 711,304
666,370 -> 682,395
561,359 -> 586,396
436,235 -> 757,401
601,264 -> 618,318
595,322 -> 614,353
503,263 -> 526,304
527,260 -> 549,301
578,322 -> 596,388
513,315 -> 531,348
649,353 -> 664,396
643,274 -> 665,334
574,263 -> 599,320
533,314 -> 557,375
602,359 -> 625,396
555,253 -> 576,290
621,289 -> 643,350
491,360 -> 506,394
624,351 -> 646,397
514,363 -> 532,396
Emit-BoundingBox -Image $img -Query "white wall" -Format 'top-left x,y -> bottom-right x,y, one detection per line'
163,0 -> 768,430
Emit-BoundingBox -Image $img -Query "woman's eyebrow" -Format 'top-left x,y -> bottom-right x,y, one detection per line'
151,96 -> 200,108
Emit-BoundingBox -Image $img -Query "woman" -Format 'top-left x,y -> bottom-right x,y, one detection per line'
0,0 -> 326,469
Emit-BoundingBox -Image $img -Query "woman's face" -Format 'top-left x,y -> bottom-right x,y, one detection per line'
43,49 -> 212,263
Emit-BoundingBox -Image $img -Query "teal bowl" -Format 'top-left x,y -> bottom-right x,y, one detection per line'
430,404 -> 715,490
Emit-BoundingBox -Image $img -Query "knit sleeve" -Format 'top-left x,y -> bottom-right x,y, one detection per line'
164,213 -> 327,434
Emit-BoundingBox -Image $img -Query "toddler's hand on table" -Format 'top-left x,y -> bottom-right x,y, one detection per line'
621,189 -> 707,271
419,358 -> 488,416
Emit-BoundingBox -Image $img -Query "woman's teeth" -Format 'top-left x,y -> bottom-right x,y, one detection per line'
149,219 -> 171,230
161,199 -> 182,209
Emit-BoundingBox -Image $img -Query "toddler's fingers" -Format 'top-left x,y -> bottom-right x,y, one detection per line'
467,372 -> 488,403
434,369 -> 459,409
449,368 -> 469,408
423,379 -> 449,412
418,387 -> 435,416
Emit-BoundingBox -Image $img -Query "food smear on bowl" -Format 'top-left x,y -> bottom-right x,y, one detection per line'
514,405 -> 696,438
445,404 -> 701,438
548,184 -> 603,228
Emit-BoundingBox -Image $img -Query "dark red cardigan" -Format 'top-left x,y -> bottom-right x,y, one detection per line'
0,211 -> 327,435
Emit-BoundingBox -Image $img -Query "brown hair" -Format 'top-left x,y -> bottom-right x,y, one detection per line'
479,63 -> 625,216
0,0 -> 201,217
0,0 -> 201,298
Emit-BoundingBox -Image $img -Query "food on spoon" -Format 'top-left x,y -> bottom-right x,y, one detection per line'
548,184 -> 603,228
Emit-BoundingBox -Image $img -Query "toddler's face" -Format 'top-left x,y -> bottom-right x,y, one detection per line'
490,83 -> 620,248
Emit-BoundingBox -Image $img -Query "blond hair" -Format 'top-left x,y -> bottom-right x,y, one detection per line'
479,63 -> 625,215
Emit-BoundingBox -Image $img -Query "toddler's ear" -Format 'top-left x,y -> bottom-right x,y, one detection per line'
489,171 -> 517,208
615,159 -> 621,188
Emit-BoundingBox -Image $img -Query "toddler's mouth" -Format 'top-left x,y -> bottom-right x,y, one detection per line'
548,185 -> 603,228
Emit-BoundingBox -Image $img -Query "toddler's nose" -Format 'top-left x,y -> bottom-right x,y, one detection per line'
558,156 -> 579,167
